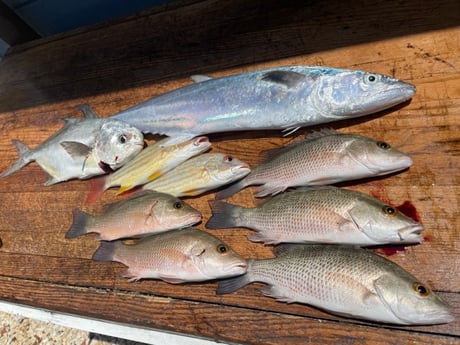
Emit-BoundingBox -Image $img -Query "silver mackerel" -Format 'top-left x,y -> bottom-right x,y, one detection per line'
207,187 -> 424,246
216,130 -> 412,199
217,245 -> 454,325
111,66 -> 416,143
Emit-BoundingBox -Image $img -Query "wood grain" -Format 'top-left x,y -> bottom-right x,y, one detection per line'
0,0 -> 458,343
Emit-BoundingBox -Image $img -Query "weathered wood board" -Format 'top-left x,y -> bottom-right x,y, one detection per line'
0,0 -> 458,344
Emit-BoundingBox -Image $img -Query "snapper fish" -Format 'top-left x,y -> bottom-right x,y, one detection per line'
142,153 -> 250,197
85,136 -> 211,204
111,66 -> 416,143
66,190 -> 201,241
0,105 -> 144,185
207,187 -> 424,246
217,244 -> 454,325
216,129 -> 413,199
92,227 -> 247,283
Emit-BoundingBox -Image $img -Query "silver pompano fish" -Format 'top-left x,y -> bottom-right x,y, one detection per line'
92,228 -> 247,283
142,153 -> 250,197
207,187 -> 424,246
216,130 -> 413,199
0,106 -> 144,185
217,245 -> 454,325
111,66 -> 416,143
66,191 -> 202,241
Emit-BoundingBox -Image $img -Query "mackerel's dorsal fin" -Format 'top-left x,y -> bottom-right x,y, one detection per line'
261,70 -> 306,88
76,104 -> 99,119
191,75 -> 213,83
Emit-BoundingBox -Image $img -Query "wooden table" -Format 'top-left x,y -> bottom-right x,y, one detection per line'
0,0 -> 458,343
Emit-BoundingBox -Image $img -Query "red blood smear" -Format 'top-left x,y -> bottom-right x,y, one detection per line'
396,200 -> 421,223
378,246 -> 407,256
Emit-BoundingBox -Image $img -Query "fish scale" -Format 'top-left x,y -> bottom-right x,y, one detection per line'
217,245 -> 454,325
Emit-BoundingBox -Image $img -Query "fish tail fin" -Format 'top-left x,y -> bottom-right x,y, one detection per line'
85,176 -> 107,205
216,260 -> 254,295
115,184 -> 133,196
206,200 -> 245,229
215,179 -> 248,200
0,140 -> 34,178
92,241 -> 119,262
65,209 -> 91,239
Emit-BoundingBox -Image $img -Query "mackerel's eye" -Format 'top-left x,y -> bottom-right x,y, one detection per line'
224,155 -> 233,162
216,244 -> 228,254
173,201 -> 182,209
118,135 -> 127,144
383,205 -> 397,217
413,282 -> 430,297
377,141 -> 391,150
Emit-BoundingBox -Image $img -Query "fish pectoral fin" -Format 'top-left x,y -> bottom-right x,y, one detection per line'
145,200 -> 159,226
190,75 -> 213,82
330,272 -> 378,306
61,141 -> 92,159
261,70 -> 306,89
260,285 -> 296,303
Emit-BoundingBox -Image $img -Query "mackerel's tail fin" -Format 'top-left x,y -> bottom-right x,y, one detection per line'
0,140 -> 34,179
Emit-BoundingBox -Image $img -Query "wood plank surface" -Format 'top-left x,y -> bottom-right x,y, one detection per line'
0,0 -> 459,343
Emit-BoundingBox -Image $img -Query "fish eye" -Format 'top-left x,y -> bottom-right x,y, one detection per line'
365,74 -> 378,83
224,155 -> 233,162
118,135 -> 127,144
376,141 -> 391,150
173,201 -> 183,209
413,282 -> 430,297
382,205 -> 398,217
216,244 -> 228,254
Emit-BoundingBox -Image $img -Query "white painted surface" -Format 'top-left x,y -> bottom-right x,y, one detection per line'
0,300 -> 233,345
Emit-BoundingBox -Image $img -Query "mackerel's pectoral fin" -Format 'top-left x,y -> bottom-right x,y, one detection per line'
76,104 -> 99,119
261,70 -> 306,88
61,141 -> 92,159
190,75 -> 213,83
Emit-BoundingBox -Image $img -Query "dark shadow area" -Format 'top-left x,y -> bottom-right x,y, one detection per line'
0,0 -> 458,113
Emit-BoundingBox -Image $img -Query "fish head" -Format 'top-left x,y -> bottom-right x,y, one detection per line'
313,70 -> 416,119
205,154 -> 251,184
153,193 -> 202,228
345,137 -> 413,176
373,273 -> 454,325
94,120 -> 144,170
348,199 -> 424,244
188,235 -> 248,280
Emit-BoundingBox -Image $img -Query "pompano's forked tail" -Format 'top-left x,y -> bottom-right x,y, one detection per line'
0,140 -> 34,179
85,175 -> 108,205
216,260 -> 254,295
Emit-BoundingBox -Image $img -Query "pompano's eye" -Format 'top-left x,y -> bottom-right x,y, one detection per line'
118,135 -> 127,144
413,282 -> 430,297
224,155 -> 233,162
377,141 -> 391,150
382,205 -> 397,217
173,201 -> 182,209
216,244 -> 228,254
365,74 -> 378,83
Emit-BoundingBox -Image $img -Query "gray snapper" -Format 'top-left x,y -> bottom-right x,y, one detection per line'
111,66 -> 416,143
216,129 -> 412,199
217,245 -> 454,325
92,228 -> 247,283
207,187 -> 424,246
0,106 -> 144,185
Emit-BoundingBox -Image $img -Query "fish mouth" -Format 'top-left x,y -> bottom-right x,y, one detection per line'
224,260 -> 248,274
398,224 -> 424,243
193,136 -> 210,146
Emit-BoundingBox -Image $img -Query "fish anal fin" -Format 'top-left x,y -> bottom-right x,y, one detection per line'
260,285 -> 297,303
261,70 -> 306,89
190,75 -> 213,83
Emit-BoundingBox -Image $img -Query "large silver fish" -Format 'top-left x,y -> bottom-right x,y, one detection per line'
216,129 -> 413,199
92,228 -> 247,283
217,245 -> 454,325
0,105 -> 144,185
111,66 -> 416,143
207,187 -> 424,246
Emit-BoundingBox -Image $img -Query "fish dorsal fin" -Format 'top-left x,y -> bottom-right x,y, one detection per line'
191,75 -> 213,83
76,104 -> 100,119
260,138 -> 310,162
61,141 -> 92,159
261,70 -> 306,88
